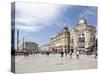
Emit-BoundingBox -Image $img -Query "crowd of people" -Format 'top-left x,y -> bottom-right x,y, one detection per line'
22,49 -> 97,59
60,51 -> 80,59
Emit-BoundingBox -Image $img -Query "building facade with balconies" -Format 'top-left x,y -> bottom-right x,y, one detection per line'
48,16 -> 96,54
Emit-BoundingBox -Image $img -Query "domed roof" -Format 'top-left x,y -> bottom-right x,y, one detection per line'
78,16 -> 87,24
63,23 -> 68,30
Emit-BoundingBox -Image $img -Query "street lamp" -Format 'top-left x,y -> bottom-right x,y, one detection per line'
23,37 -> 24,50
17,30 -> 19,51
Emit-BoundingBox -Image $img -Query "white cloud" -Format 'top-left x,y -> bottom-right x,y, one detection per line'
16,25 -> 42,32
15,2 -> 62,32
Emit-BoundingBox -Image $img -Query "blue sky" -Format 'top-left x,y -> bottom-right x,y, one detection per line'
14,2 -> 97,48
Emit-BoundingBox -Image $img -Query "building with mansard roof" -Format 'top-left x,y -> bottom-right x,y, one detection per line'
48,16 -> 96,54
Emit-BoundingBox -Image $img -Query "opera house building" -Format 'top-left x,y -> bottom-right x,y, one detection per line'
48,16 -> 97,54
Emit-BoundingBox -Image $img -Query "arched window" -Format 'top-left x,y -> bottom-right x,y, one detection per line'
78,33 -> 85,43
93,36 -> 95,42
78,33 -> 84,37
82,33 -> 84,36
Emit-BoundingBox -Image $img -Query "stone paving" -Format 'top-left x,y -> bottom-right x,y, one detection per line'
15,54 -> 97,73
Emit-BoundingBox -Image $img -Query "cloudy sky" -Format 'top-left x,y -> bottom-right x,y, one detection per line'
13,2 -> 97,48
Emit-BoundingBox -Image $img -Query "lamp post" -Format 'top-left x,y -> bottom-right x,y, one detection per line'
17,30 -> 19,51
23,37 -> 24,50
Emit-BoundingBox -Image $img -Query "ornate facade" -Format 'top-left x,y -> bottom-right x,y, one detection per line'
48,16 -> 96,53
49,24 -> 70,53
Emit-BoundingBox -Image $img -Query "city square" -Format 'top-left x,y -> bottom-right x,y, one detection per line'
15,54 -> 97,73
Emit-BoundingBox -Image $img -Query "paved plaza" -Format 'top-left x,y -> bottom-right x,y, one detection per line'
15,54 -> 97,73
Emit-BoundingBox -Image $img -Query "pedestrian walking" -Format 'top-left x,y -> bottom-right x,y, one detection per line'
95,52 -> 97,59
69,51 -> 72,59
47,52 -> 50,56
61,51 -> 64,57
76,51 -> 79,59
